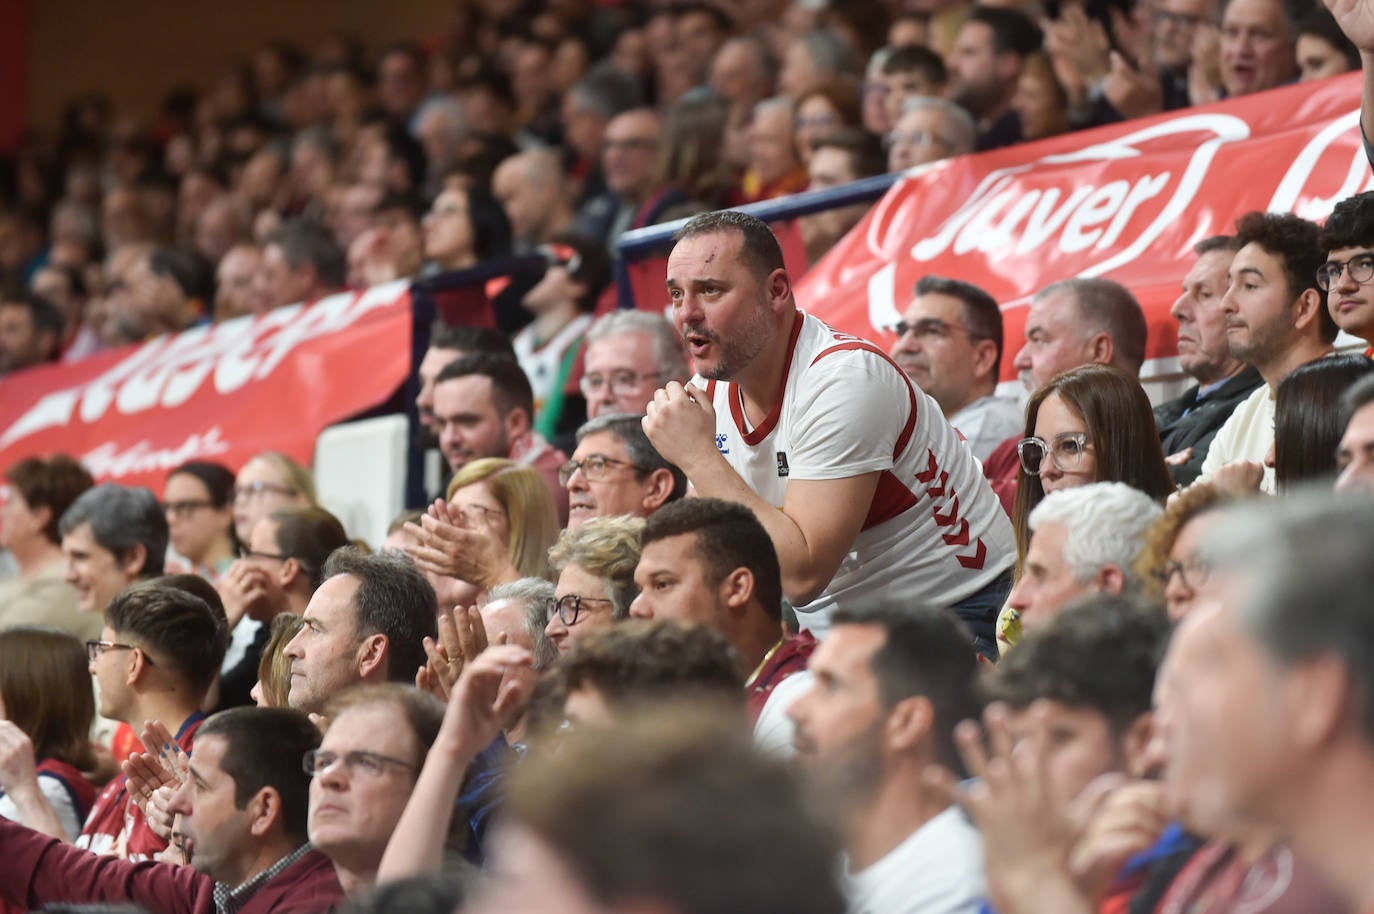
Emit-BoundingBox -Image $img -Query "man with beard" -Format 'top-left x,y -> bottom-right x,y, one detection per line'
787,604 -> 986,914
644,211 -> 1014,648
945,6 -> 1044,150
1199,211 -> 1334,493
430,351 -> 568,522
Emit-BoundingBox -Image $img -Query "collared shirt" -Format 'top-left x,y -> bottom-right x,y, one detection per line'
213,843 -> 314,914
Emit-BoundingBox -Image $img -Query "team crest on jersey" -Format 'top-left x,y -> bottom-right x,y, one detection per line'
776,451 -> 789,477
715,433 -> 730,455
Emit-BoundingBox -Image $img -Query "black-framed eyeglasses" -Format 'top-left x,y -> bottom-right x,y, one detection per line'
1154,556 -> 1211,590
558,455 -> 640,487
546,593 -> 616,626
1316,253 -> 1374,291
231,481 -> 296,503
86,640 -> 153,665
162,499 -> 215,518
1017,432 -> 1092,476
302,748 -> 417,779
885,318 -> 979,341
579,370 -> 659,398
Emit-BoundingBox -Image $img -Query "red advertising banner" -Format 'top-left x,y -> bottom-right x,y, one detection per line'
796,73 -> 1372,381
0,281 -> 414,491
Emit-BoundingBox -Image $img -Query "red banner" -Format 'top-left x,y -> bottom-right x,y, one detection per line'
0,282 -> 414,491
796,73 -> 1372,381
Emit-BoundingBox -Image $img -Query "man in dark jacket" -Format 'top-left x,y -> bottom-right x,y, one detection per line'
1156,235 -> 1264,485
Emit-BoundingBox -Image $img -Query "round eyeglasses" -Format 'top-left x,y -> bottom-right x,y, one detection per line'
1017,432 -> 1092,476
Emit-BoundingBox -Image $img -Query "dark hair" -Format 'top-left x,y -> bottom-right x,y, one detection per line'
1234,211 -> 1335,342
544,233 -> 612,313
1297,7 -> 1360,71
795,78 -> 863,133
673,210 -> 785,283
266,219 -> 346,289
0,292 -> 65,346
59,484 -> 169,578
198,707 -> 320,845
5,454 -> 94,544
343,872 -> 468,914
379,122 -> 427,194
160,573 -> 230,628
324,682 -> 445,765
105,580 -> 229,694
914,274 -> 1004,368
1275,354 -> 1374,488
1341,371 -> 1374,420
149,247 -> 214,304
435,351 -> 535,420
320,548 -> 437,684
1320,191 -> 1374,255
828,604 -> 981,774
168,461 -> 236,509
429,321 -> 517,358
1012,364 -> 1175,566
640,497 -> 781,619
881,44 -> 947,86
463,185 -> 513,262
810,128 -> 886,180
1194,234 -> 1240,257
985,596 -> 1169,736
559,620 -> 745,708
669,0 -> 734,34
0,628 -> 96,769
966,5 -> 1044,56
269,506 -> 350,589
508,707 -> 845,914
576,413 -> 688,502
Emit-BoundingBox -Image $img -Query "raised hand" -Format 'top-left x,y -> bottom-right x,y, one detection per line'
1326,0 -> 1374,54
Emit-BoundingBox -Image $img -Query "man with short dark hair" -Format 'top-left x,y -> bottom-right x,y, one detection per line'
563,413 -> 685,529
801,128 -> 887,264
59,483 -> 168,615
558,619 -> 745,729
1155,236 -> 1263,485
414,322 -> 516,437
985,596 -> 1168,807
0,290 -> 63,375
946,6 -> 1044,149
0,707 -> 345,913
889,275 -> 1020,461
1317,190 -> 1374,349
1200,211 -> 1334,492
630,497 -> 812,751
432,351 -> 568,520
282,548 -> 438,715
80,581 -> 228,860
646,211 -> 1014,648
252,219 -> 346,312
877,45 -> 948,127
788,604 -> 986,914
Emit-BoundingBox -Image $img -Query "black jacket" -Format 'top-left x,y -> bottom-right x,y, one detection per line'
1155,366 -> 1265,486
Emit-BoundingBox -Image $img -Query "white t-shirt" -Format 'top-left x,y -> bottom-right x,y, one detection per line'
950,395 -> 1024,464
1197,383 -> 1276,494
514,313 -> 593,418
702,312 -> 1015,636
846,805 -> 986,914
0,771 -> 84,841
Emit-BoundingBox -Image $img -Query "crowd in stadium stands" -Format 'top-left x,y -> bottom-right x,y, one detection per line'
7,0 -> 1374,912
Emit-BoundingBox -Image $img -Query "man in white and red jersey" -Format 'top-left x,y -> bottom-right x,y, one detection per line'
643,211 -> 1014,654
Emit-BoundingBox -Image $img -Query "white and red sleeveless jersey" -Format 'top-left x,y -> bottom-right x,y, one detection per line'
700,311 -> 1014,636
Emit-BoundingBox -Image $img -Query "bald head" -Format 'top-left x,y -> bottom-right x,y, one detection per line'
493,150 -> 571,246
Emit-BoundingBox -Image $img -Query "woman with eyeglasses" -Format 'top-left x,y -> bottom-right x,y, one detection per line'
0,627 -> 97,841
162,461 -> 237,581
1011,364 -> 1176,570
404,459 -> 560,610
231,451 -> 316,545
544,515 -> 645,654
1134,482 -> 1235,622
